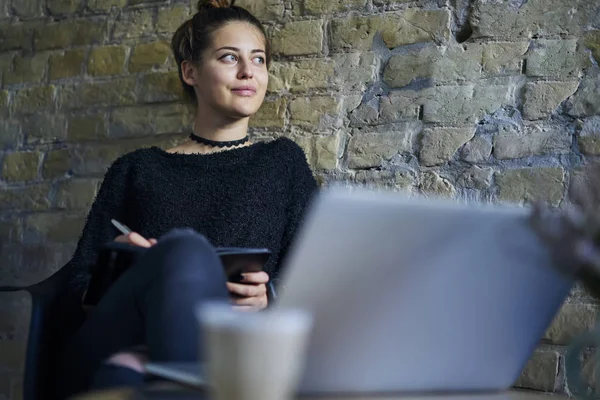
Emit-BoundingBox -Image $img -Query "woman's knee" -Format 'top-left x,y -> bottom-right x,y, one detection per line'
104,351 -> 147,373
146,229 -> 225,282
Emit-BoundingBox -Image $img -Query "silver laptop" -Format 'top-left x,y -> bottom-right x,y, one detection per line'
146,187 -> 574,394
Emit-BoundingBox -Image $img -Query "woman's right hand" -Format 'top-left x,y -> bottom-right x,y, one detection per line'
114,232 -> 158,248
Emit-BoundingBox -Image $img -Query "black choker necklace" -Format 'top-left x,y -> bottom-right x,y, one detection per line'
189,132 -> 249,148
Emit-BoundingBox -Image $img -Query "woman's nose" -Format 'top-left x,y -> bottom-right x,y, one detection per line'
237,59 -> 254,79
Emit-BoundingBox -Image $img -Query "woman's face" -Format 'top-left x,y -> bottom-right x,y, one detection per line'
192,22 -> 269,120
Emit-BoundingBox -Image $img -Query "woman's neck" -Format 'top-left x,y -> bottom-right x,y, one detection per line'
192,107 -> 250,141
167,109 -> 252,155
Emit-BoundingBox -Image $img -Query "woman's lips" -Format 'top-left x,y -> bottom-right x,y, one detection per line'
231,87 -> 257,96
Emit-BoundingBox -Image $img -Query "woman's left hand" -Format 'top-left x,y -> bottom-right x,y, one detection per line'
227,271 -> 270,311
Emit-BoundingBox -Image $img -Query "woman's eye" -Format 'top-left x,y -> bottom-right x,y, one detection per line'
253,56 -> 265,64
221,54 -> 237,62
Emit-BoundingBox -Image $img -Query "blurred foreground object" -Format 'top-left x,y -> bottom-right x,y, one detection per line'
529,162 -> 600,400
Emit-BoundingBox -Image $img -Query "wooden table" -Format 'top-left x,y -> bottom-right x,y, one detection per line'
72,387 -> 571,400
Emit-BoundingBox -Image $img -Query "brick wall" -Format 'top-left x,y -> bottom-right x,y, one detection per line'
0,0 -> 599,399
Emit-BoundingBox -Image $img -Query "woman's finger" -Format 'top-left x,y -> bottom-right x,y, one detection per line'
149,238 -> 158,246
240,271 -> 270,284
226,282 -> 266,298
231,294 -> 266,306
127,232 -> 153,248
114,234 -> 129,243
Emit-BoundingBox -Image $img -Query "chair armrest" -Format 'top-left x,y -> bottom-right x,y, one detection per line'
0,285 -> 28,292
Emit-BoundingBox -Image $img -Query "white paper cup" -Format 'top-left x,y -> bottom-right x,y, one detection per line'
196,302 -> 313,400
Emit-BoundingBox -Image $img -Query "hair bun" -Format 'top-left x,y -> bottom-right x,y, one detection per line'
197,0 -> 234,11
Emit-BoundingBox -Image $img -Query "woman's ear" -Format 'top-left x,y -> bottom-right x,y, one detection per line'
181,60 -> 199,86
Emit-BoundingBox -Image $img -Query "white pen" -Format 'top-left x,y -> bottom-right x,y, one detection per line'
111,219 -> 132,235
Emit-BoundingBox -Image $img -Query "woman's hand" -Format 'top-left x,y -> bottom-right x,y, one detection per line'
114,232 -> 157,248
227,271 -> 269,311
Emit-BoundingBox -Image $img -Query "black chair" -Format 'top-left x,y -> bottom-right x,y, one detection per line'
0,247 -> 280,400
0,266 -> 72,400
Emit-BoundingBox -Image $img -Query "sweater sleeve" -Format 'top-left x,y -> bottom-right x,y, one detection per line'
273,139 -> 319,282
63,155 -> 132,296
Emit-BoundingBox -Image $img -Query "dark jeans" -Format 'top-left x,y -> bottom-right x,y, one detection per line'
55,229 -> 230,399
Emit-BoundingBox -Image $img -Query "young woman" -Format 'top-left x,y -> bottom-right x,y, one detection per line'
54,1 -> 318,397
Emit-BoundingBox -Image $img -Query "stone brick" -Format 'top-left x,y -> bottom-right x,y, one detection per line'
48,0 -> 82,14
0,120 -> 20,150
579,116 -> 600,156
471,0 -> 600,39
313,135 -> 341,170
544,303 -> 597,345
0,89 -> 9,119
43,149 -> 71,179
268,59 -> 334,93
4,242 -> 75,283
0,217 -> 22,244
1,152 -> 40,182
112,9 -> 155,39
138,72 -> 184,103
13,86 -> 55,115
496,168 -> 564,206
109,104 -> 192,137
249,98 -> 286,128
0,341 -> 26,372
347,123 -> 421,169
24,213 -> 85,243
48,49 -> 85,81
271,20 -> 323,56
22,114 -> 67,144
72,142 -> 146,176
372,0 -> 412,3
423,83 -> 517,125
458,166 -> 493,190
4,53 -> 48,85
349,102 -> 378,126
0,293 -> 28,340
332,53 -> 378,91
384,43 -> 482,88
0,53 -> 14,85
157,5 -> 190,33
384,46 -> 438,88
493,125 -> 571,160
12,0 -> 43,18
34,20 -> 106,50
235,0 -> 283,20
527,39 -> 590,79
330,10 -> 451,52
298,0 -> 366,15
59,78 -> 137,110
482,42 -> 529,76
56,179 -> 98,209
523,81 -> 579,120
0,184 -> 51,211
0,23 -> 33,52
514,350 -> 559,392
88,45 -> 127,77
419,127 -> 475,166
379,90 -> 426,123
419,171 -> 456,198
354,169 -> 415,192
290,96 -> 340,127
87,0 -> 127,11
129,40 -> 173,73
583,30 -> 600,65
569,162 -> 600,205
565,71 -> 600,118
67,113 -> 108,142
461,136 -> 492,163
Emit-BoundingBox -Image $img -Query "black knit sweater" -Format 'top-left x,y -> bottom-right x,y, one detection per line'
64,137 -> 318,298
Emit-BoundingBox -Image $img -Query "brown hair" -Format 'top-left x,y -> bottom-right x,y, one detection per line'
171,0 -> 271,103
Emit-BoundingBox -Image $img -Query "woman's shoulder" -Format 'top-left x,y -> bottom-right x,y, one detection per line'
262,136 -> 308,160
